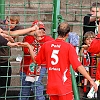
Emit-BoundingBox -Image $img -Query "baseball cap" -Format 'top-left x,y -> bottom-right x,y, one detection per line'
32,20 -> 45,31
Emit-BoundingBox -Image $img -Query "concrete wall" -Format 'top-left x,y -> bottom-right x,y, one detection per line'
5,0 -> 100,34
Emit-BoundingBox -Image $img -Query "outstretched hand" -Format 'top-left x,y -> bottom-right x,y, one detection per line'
7,42 -> 21,47
18,42 -> 35,53
18,42 -> 30,47
0,33 -> 14,43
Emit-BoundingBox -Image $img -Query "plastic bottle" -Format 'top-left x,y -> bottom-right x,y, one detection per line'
87,80 -> 99,98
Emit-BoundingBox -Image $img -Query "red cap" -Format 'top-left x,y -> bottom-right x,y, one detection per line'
32,20 -> 45,30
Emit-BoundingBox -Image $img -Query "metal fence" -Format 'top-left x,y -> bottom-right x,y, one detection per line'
0,0 -> 100,100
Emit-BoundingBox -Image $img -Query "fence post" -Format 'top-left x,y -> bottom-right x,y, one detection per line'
52,0 -> 60,39
70,66 -> 80,100
0,0 -> 5,20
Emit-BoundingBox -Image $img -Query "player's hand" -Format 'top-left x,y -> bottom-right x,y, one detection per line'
18,42 -> 34,52
90,80 -> 98,92
18,42 -> 30,47
12,42 -> 22,47
7,42 -> 21,47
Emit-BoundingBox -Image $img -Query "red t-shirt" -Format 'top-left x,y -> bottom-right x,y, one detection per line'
88,34 -> 100,80
20,35 -> 54,74
35,39 -> 82,95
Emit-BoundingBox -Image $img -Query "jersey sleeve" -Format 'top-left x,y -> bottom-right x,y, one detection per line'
69,45 -> 82,71
88,34 -> 100,54
0,35 -> 8,46
35,44 -> 46,65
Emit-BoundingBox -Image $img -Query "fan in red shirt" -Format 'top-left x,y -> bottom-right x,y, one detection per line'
19,22 -> 98,100
19,20 -> 54,100
88,33 -> 100,100
79,31 -> 97,97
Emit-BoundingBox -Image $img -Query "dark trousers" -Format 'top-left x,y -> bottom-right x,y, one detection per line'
0,61 -> 11,96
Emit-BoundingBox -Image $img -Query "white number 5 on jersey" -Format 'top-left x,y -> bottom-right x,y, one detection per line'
51,50 -> 59,65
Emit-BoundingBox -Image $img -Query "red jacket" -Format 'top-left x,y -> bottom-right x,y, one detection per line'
88,34 -> 100,80
20,35 -> 54,74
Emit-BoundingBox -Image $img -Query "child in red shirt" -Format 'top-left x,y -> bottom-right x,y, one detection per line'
19,20 -> 54,100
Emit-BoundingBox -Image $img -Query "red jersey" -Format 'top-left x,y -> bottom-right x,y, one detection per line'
35,39 -> 82,95
88,34 -> 100,80
20,35 -> 54,74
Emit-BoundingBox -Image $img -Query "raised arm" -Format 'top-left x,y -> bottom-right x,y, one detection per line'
0,33 -> 14,43
2,25 -> 39,36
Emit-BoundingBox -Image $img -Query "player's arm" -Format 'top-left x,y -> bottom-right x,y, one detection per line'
77,65 -> 98,92
69,45 -> 98,92
28,43 -> 36,62
18,42 -> 36,63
